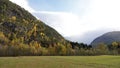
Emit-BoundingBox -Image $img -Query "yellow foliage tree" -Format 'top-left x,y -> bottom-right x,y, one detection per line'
112,42 -> 118,49
11,16 -> 16,21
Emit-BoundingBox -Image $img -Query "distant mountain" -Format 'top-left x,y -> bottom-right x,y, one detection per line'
91,31 -> 120,47
0,0 -> 67,47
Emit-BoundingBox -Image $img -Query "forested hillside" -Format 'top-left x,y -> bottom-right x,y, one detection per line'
0,0 -> 73,56
0,0 -> 120,56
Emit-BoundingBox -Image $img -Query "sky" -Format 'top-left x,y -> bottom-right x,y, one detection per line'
10,0 -> 120,44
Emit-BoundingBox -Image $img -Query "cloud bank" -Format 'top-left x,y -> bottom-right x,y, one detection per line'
33,11 -> 88,36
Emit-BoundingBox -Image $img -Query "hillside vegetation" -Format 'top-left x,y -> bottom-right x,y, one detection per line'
0,0 -> 73,56
0,0 -> 65,46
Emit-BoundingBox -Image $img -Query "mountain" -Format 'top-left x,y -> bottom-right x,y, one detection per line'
0,0 -> 67,47
91,31 -> 120,47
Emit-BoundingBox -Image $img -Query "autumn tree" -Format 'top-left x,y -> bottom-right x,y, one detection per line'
112,42 -> 119,49
96,43 -> 109,55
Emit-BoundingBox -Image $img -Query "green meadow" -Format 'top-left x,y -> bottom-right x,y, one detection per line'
0,55 -> 120,68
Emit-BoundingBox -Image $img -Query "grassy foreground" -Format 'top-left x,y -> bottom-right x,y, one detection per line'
0,56 -> 120,68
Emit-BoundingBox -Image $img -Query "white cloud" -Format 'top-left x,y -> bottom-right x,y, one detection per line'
33,11 -> 89,37
82,0 -> 120,29
73,0 -> 120,43
10,0 -> 35,12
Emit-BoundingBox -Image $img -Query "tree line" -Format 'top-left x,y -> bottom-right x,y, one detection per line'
0,38 -> 120,56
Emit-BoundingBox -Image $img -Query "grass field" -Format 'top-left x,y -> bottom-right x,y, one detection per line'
0,56 -> 120,68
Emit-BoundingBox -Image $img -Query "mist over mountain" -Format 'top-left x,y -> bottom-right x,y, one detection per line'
33,11 -> 119,44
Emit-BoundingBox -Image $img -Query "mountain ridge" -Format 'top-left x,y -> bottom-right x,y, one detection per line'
91,31 -> 120,47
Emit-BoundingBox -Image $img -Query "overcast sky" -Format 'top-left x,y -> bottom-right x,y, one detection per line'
10,0 -> 120,44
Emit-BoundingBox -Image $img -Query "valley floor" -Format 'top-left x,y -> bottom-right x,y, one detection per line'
0,56 -> 120,68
